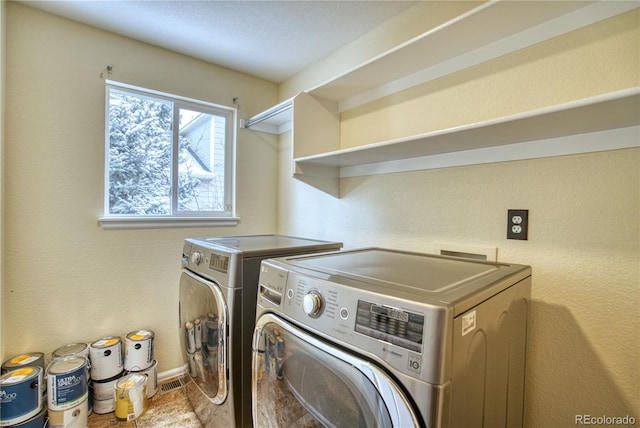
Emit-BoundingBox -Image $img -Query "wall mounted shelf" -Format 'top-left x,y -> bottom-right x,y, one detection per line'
293,89 -> 640,197
306,0 -> 637,112
242,0 -> 637,133
241,0 -> 639,197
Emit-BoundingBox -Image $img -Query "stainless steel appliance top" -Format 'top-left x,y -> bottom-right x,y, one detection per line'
269,247 -> 530,306
185,234 -> 342,257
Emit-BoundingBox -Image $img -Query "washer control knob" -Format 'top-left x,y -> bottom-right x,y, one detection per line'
191,251 -> 203,265
302,291 -> 323,317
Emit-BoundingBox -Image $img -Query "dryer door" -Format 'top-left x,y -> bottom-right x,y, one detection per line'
252,313 -> 421,428
179,269 -> 228,404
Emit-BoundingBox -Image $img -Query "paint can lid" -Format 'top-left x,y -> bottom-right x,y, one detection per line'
2,352 -> 44,370
46,356 -> 87,375
91,336 -> 122,349
0,366 -> 42,384
126,330 -> 154,341
52,343 -> 88,358
116,373 -> 147,389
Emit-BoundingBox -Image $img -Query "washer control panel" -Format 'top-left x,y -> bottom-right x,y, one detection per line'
271,269 -> 440,382
287,275 -> 341,322
257,260 -> 456,384
354,300 -> 424,353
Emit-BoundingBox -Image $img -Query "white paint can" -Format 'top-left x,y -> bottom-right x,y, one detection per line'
46,356 -> 89,411
89,336 -> 123,381
47,397 -> 88,428
92,396 -> 115,415
52,343 -> 89,360
91,371 -> 122,415
127,359 -> 158,399
91,372 -> 123,401
124,330 -> 154,371
0,367 -> 43,427
115,373 -> 148,421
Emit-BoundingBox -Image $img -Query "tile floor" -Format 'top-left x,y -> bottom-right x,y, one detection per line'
88,387 -> 202,428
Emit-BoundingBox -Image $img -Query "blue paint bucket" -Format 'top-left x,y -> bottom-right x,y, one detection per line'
46,356 -> 89,411
10,405 -> 47,428
0,367 -> 43,427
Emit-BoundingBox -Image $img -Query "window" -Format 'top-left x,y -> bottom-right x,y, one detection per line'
100,82 -> 237,229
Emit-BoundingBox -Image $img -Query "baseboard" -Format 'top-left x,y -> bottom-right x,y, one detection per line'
158,364 -> 187,382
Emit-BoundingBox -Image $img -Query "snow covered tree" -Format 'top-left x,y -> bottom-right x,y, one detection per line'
107,90 -> 199,214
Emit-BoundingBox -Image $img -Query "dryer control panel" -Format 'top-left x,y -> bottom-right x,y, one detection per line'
182,241 -> 233,285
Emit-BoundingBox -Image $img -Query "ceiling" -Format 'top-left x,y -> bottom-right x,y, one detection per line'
18,0 -> 417,83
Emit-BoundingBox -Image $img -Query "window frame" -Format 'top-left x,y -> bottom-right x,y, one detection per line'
99,81 -> 238,229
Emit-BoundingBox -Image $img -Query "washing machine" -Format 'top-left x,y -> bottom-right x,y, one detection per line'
252,248 -> 531,427
179,235 -> 342,428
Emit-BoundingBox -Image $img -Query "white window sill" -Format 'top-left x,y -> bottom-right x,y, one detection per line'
99,216 -> 241,230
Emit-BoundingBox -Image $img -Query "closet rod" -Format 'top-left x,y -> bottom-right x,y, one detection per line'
242,99 -> 292,129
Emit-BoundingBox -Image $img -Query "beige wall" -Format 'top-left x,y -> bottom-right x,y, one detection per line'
2,1 -> 639,427
0,0 -> 5,362
278,143 -> 639,427
340,9 -> 639,151
277,3 -> 639,428
3,3 -> 279,372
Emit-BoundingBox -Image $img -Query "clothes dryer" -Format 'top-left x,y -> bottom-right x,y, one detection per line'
252,248 -> 531,427
180,235 -> 341,428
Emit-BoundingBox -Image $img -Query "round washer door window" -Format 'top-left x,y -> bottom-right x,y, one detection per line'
253,316 -> 419,428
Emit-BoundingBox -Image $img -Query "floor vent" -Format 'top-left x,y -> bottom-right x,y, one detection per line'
158,375 -> 188,394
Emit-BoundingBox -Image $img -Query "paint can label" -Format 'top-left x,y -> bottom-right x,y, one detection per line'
91,372 -> 123,401
0,367 -> 43,426
47,398 -> 88,428
124,330 -> 154,371
115,374 -> 148,421
47,359 -> 88,410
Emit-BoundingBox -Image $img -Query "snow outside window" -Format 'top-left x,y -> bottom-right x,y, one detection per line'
100,82 -> 237,229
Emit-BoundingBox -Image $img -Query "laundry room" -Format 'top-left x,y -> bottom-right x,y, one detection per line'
1,1 -> 638,428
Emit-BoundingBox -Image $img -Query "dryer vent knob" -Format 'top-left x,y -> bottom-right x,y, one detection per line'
303,291 -> 323,317
191,251 -> 203,265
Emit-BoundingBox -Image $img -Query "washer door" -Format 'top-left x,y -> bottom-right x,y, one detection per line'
252,313 -> 421,428
179,269 -> 228,404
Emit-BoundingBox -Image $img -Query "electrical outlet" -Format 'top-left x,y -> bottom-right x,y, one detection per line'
507,209 -> 528,240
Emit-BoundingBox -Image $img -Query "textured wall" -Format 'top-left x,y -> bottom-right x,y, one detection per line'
277,4 -> 639,427
3,3 -> 279,372
0,0 -> 5,363
278,139 -> 639,427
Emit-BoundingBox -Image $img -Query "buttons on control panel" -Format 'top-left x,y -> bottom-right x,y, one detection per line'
354,300 -> 424,353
